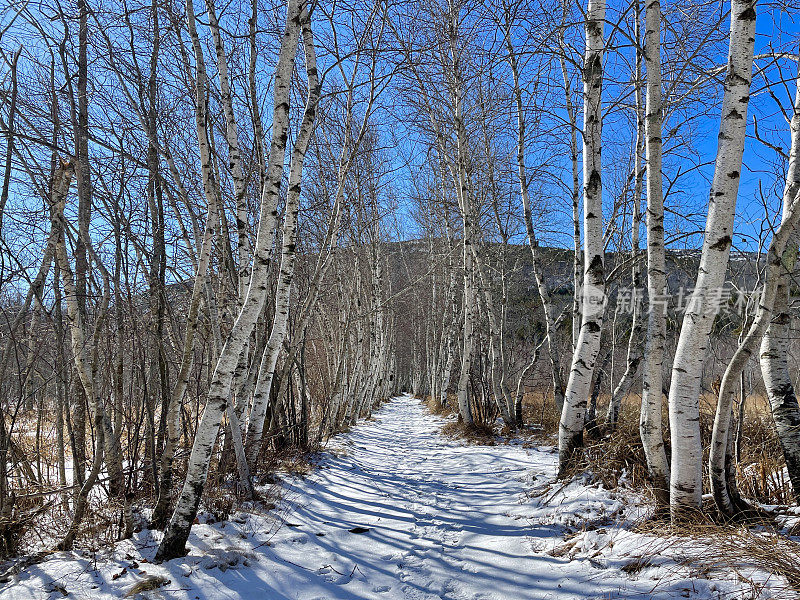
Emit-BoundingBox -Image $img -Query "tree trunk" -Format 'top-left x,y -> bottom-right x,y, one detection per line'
245,15 -> 321,466
606,23 -> 645,432
759,52 -> 800,504
155,0 -> 305,562
667,0 -> 756,521
505,24 -> 565,415
639,0 -> 670,507
558,0 -> 606,477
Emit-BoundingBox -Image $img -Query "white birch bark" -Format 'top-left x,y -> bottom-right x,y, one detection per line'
639,0 -> 670,506
667,0 -> 756,520
48,159 -> 106,550
440,247 -> 459,408
471,245 -> 514,423
193,0 -> 256,498
558,8 -> 583,352
246,5 -> 384,444
457,236 -> 476,425
558,0 -> 606,476
711,183 -> 800,515
759,53 -> 800,503
204,0 -> 252,301
245,16 -> 320,466
453,24 -> 475,425
152,169 -> 219,524
155,0 -> 305,561
146,4 -> 226,524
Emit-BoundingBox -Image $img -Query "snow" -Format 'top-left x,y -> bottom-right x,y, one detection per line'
0,394 -> 792,599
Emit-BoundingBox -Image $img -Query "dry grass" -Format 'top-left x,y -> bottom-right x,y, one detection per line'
711,527 -> 800,594
423,395 -> 497,444
424,396 -> 454,417
667,524 -> 800,598
513,389 -> 791,507
519,390 -> 561,439
440,420 -> 496,445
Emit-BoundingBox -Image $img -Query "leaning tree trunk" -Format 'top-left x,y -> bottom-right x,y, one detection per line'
558,0 -> 606,477
155,0 -> 306,562
639,0 -> 670,507
151,185 -> 218,527
711,186 -> 800,516
49,158 -> 108,550
759,52 -> 800,504
153,0 -> 249,524
245,15 -> 320,468
667,0 -> 756,521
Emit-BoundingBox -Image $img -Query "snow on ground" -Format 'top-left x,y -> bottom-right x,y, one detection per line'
0,394 -> 791,599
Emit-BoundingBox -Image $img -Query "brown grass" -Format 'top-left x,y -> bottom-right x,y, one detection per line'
424,395 -> 455,417
667,524 -> 800,598
440,420 -> 496,445
512,389 -> 791,507
423,395 -> 497,444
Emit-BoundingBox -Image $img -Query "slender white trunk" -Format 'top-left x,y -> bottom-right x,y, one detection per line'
204,0 -> 253,301
606,16 -> 645,431
558,0 -> 606,476
471,245 -> 514,423
49,159 -> 111,550
440,251 -> 459,407
558,10 -> 583,352
759,54 -> 800,503
667,0 -> 756,520
152,0 -> 231,525
155,0 -> 305,562
711,184 -> 800,515
639,0 -> 670,506
504,25 -> 565,414
245,16 -> 320,466
457,239 -> 476,424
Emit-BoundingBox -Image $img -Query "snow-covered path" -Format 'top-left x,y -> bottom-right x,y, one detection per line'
266,393 -> 563,599
3,394 -> 781,599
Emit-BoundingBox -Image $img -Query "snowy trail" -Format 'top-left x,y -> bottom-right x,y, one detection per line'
3,394 -> 779,599
269,394 -> 560,600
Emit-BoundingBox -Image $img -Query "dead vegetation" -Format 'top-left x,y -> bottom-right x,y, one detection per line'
440,420 -> 496,444
425,395 -> 497,444
514,390 -> 795,510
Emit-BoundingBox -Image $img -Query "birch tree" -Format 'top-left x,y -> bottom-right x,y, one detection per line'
245,14 -> 321,468
503,8 -> 566,415
667,0 -> 756,520
156,0 -> 311,561
759,53 -> 800,503
605,6 -> 645,431
639,0 -> 669,506
558,0 -> 606,476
